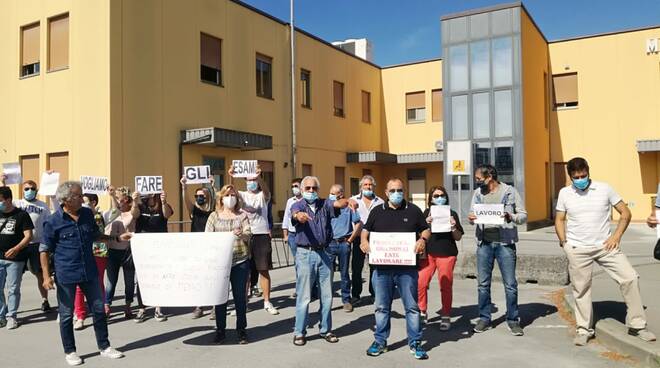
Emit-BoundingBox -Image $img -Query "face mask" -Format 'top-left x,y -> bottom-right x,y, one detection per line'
362,190 -> 373,198
303,191 -> 318,203
196,197 -> 206,205
328,194 -> 337,201
476,178 -> 489,192
246,181 -> 258,192
82,203 -> 91,209
222,195 -> 237,209
432,196 -> 447,206
388,191 -> 404,205
573,177 -> 590,190
292,187 -> 301,196
0,202 -> 6,212
24,189 -> 37,201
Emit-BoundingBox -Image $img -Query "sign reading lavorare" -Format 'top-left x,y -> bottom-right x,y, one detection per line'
135,176 -> 163,195
368,232 -> 416,266
80,176 -> 109,195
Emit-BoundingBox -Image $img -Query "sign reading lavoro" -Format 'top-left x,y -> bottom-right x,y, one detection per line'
473,204 -> 505,225
368,232 -> 417,266
135,176 -> 163,195
80,176 -> 109,195
231,160 -> 258,178
183,165 -> 212,184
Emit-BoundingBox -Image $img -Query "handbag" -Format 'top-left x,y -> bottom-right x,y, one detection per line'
654,238 -> 660,261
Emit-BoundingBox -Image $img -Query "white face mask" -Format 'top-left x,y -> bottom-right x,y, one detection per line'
222,195 -> 237,209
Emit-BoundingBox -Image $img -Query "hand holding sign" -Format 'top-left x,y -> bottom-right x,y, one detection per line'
430,205 -> 451,233
231,160 -> 258,178
80,176 -> 109,195
183,166 -> 211,184
40,171 -> 60,196
368,232 -> 417,266
2,163 -> 22,185
473,204 -> 505,225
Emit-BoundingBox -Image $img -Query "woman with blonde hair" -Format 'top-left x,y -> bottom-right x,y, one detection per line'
206,184 -> 252,344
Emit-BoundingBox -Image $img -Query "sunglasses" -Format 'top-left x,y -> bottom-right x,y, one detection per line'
24,187 -> 37,191
388,189 -> 404,193
304,186 -> 318,191
432,194 -> 446,199
291,184 -> 300,188
195,194 -> 206,199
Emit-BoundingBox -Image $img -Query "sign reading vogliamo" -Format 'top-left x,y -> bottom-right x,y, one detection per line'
80,176 -> 109,195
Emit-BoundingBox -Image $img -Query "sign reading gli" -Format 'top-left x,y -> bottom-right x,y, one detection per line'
184,165 -> 211,184
80,176 -> 109,195
232,160 -> 258,178
135,176 -> 163,195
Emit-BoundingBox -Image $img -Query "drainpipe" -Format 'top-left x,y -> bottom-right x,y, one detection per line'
290,0 -> 297,180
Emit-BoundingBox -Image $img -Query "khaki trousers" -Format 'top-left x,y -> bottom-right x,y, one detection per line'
563,245 -> 647,335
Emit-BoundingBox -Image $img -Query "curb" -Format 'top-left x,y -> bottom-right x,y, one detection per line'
561,287 -> 660,367
455,253 -> 569,285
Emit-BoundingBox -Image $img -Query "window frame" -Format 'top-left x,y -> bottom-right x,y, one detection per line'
20,21 -> 41,79
405,91 -> 426,124
200,32 -> 223,87
47,12 -> 70,73
333,80 -> 345,118
552,72 -> 579,110
300,68 -> 311,109
361,90 -> 371,123
256,53 -> 273,99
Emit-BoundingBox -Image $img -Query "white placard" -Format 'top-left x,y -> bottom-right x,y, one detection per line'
231,160 -> 258,178
446,140 -> 472,176
656,209 -> 660,239
2,162 -> 22,185
431,205 -> 451,233
80,176 -> 109,195
473,203 -> 505,225
369,232 -> 417,266
131,232 -> 235,307
183,165 -> 211,184
134,176 -> 163,195
40,172 -> 60,196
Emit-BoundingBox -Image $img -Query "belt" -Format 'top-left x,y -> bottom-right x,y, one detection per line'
333,237 -> 349,243
297,244 -> 326,251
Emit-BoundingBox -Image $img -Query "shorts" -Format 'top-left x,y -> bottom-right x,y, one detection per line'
250,234 -> 273,271
25,243 -> 42,274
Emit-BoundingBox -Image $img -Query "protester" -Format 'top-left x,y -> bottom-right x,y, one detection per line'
228,165 -> 278,315
0,186 -> 34,330
41,181 -> 128,365
290,176 -> 351,346
556,157 -> 656,345
350,175 -> 384,305
419,185 -> 463,329
180,175 -> 215,319
327,184 -> 361,312
205,184 -> 251,344
467,164 -> 526,336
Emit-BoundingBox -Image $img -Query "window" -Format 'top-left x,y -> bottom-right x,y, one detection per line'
256,53 -> 272,98
451,95 -> 468,139
301,69 -> 311,108
200,33 -> 222,85
492,37 -> 513,87
494,90 -> 513,137
406,91 -> 425,123
334,167 -> 345,188
449,45 -> 468,91
470,40 -> 490,89
302,164 -> 312,177
432,89 -> 442,122
333,81 -> 344,117
472,92 -> 490,139
361,90 -> 371,123
48,14 -> 69,71
21,22 -> 40,77
495,143 -> 514,186
553,73 -> 578,109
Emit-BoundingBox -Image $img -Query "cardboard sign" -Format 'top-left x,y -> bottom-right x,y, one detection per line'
80,176 -> 109,195
473,203 -> 505,225
232,160 -> 258,178
135,176 -> 163,195
40,172 -> 60,196
368,232 -> 417,266
2,162 -> 22,185
431,205 -> 451,233
131,232 -> 235,306
184,165 -> 211,184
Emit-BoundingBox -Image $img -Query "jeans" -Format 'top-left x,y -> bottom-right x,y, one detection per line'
57,278 -> 111,354
288,233 -> 297,259
294,247 -> 333,337
326,240 -> 351,304
476,242 -> 519,323
372,268 -> 421,347
0,259 -> 25,319
351,237 -> 374,299
215,261 -> 249,332
104,248 -> 135,306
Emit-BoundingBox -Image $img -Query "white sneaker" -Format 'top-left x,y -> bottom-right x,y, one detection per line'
73,318 -> 84,330
264,302 -> 279,315
6,317 -> 18,330
100,346 -> 124,359
65,352 -> 83,366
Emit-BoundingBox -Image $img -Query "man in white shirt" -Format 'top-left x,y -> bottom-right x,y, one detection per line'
282,178 -> 303,261
349,175 -> 384,304
555,157 -> 656,346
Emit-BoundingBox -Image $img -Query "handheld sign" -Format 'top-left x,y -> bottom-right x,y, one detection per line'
369,232 -> 417,266
232,160 -> 258,178
40,172 -> 60,196
80,176 -> 109,195
473,204 -> 505,225
2,162 -> 22,185
431,205 -> 452,233
183,165 -> 211,184
135,176 -> 163,195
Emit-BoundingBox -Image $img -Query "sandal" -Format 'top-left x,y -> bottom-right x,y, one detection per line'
322,333 -> 339,343
293,336 -> 306,346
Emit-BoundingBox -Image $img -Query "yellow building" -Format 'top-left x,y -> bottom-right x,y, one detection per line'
1,1 -> 659,225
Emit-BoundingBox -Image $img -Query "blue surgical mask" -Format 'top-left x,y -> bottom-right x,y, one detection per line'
0,202 -> 6,212
388,191 -> 404,205
328,194 -> 337,201
303,191 -> 318,203
24,189 -> 37,201
573,177 -> 590,190
362,190 -> 373,198
246,181 -> 258,192
195,197 -> 206,205
292,187 -> 301,196
432,196 -> 447,206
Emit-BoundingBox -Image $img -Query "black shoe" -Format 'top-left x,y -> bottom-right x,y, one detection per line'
214,331 -> 226,344
237,329 -> 248,345
473,320 -> 490,333
507,321 -> 524,336
41,300 -> 51,312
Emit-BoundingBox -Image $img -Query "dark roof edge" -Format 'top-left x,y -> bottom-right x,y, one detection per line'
440,1 -> 521,21
230,0 -> 287,26
519,4 -> 548,43
549,24 -> 660,44
382,57 -> 443,69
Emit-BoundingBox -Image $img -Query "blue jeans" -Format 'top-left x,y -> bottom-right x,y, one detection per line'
372,268 -> 421,347
476,242 -> 519,323
57,278 -> 111,353
294,246 -> 333,337
104,248 -> 136,306
0,259 -> 25,319
288,233 -> 297,259
326,240 -> 351,304
215,261 -> 249,332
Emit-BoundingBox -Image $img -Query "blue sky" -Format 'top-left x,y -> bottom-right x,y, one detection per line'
240,0 -> 660,66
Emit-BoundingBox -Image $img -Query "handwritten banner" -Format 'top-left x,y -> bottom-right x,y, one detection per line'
368,232 -> 416,266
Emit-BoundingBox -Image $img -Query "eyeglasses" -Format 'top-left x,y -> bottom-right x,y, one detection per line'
24,187 -> 37,191
304,186 -> 318,191
432,194 -> 446,199
388,189 -> 404,193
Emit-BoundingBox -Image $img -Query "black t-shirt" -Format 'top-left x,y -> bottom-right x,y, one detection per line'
363,201 -> 429,270
191,206 -> 212,232
422,208 -> 463,257
136,207 -> 168,233
0,208 -> 35,260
